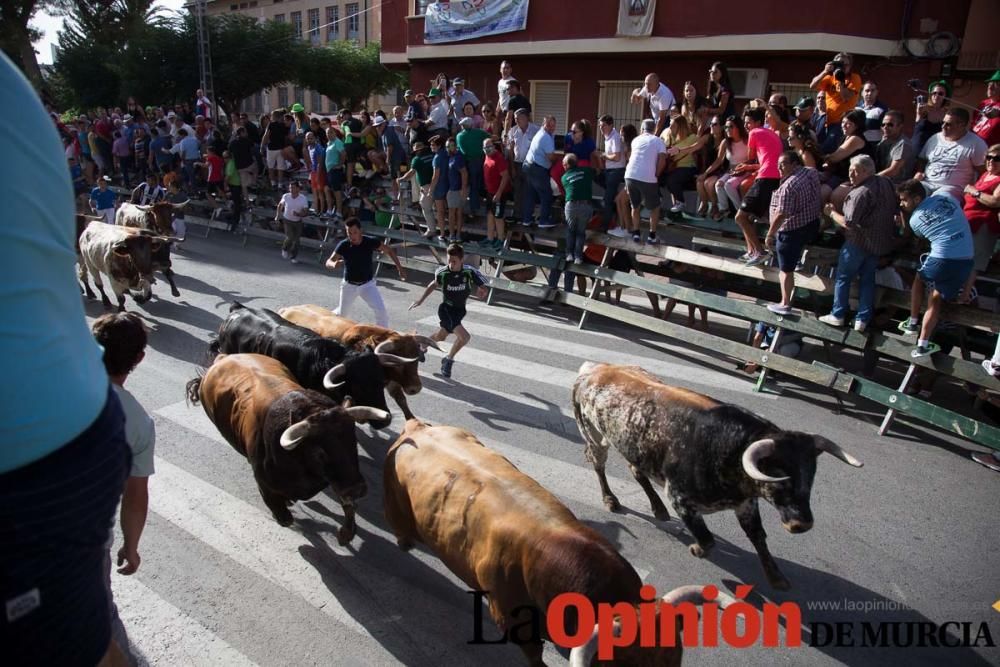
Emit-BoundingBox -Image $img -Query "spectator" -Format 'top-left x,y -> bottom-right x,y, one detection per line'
916,108 -> 988,203
693,116 -> 726,217
429,134 -> 451,240
165,179 -> 187,240
561,153 -> 595,264
324,126 -> 347,219
507,108 -> 539,228
960,143 -> 1000,301
112,130 -> 131,187
765,102 -> 791,137
149,124 -> 173,176
405,108 -> 430,151
228,125 -> 256,205
497,60 -> 515,114
327,217 -> 406,327
131,171 -> 164,205
793,96 -> 825,143
632,73 -> 676,136
223,150 -> 243,230
712,117 -> 750,219
565,119 -> 597,167
705,61 -> 735,121
680,81 -> 708,129
914,80 -> 951,156
426,88 -> 451,139
445,136 -> 468,242
195,88 -> 213,119
624,118 -> 668,244
819,155 -> 899,331
761,151 -> 823,313
456,117 -> 490,217
810,51 -> 863,152
196,144 -> 225,206
503,80 -> 532,134
735,107 -> 784,263
876,109 -> 916,184
823,108 -> 870,211
597,114 -> 626,231
338,109 -> 364,187
480,102 -> 502,138
374,116 -> 404,182
461,101 -> 484,130
89,175 -> 117,224
274,181 -> 309,264
858,81 -> 887,153
522,115 -> 558,229
662,115 -> 700,214
787,121 -> 823,169
973,70 -> 1000,146
450,78 -> 480,124
397,140 -> 437,237
91,312 -> 155,664
896,179 -> 975,357
481,137 -> 511,249
0,53 -> 130,667
168,113 -> 194,143
304,132 -> 328,218
131,126 -> 149,183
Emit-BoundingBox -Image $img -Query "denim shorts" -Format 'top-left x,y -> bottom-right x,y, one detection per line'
918,256 -> 974,301
775,219 -> 819,272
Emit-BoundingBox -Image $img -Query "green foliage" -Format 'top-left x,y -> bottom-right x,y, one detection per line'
294,41 -> 404,111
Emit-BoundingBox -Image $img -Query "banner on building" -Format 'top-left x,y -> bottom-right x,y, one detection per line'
616,0 -> 656,37
423,0 -> 530,45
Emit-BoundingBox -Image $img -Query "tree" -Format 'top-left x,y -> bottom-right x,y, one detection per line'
295,41 -> 404,112
0,0 -> 60,93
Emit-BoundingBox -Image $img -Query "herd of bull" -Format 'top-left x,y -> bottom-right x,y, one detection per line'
180,302 -> 865,664
75,201 -> 188,311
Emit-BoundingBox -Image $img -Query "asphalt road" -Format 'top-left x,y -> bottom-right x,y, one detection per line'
97,229 -> 999,666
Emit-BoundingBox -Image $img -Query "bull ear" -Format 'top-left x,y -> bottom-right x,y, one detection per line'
567,624 -> 600,667
741,438 -> 790,482
323,363 -> 347,389
814,437 -> 863,467
279,419 -> 311,451
340,396 -> 354,409
413,334 -> 442,352
112,241 -> 130,256
345,407 -> 390,424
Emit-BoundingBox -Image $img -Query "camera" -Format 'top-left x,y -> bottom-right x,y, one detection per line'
831,58 -> 846,82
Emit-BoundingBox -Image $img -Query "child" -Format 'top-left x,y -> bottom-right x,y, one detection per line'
165,179 -> 187,241
195,145 -> 225,207
409,243 -> 487,378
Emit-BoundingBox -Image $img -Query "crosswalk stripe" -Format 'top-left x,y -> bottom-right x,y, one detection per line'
418,384 -> 575,421
112,576 -> 258,666
419,345 -> 580,390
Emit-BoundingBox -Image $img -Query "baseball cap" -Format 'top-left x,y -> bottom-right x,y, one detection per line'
404,89 -> 414,96
290,103 -> 304,113
515,107 -> 530,117
987,70 -> 1000,83
372,116 -> 386,127
167,111 -> 177,118
123,114 -> 133,121
794,97 -> 815,109
453,77 -> 464,85
458,117 -> 473,128
429,87 -> 441,97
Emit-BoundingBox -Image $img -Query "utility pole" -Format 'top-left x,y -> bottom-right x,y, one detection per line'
192,0 -> 219,122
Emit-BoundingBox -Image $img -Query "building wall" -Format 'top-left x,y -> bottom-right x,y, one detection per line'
203,0 -> 394,114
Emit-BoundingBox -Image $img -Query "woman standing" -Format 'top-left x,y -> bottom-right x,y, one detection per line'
705,62 -> 735,121
565,119 -> 598,167
914,80 -> 950,156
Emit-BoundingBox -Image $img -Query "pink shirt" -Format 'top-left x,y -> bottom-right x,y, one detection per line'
748,127 -> 783,179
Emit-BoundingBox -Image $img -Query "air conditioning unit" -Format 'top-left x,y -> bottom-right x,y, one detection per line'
728,68 -> 768,99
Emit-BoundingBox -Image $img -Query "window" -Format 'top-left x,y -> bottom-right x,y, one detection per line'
249,1 -> 257,7
274,13 -> 285,23
277,86 -> 288,109
291,11 -> 302,38
596,80 -> 643,149
312,90 -> 322,112
768,82 -> 812,107
346,3 -> 359,40
239,2 -> 248,8
412,0 -> 432,15
529,80 -> 570,135
294,86 -> 304,108
307,8 -> 320,44
326,6 -> 339,41
230,4 -> 238,10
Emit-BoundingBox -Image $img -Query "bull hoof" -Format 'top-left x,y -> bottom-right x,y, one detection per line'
603,496 -> 621,513
689,542 -> 714,558
336,526 -> 355,546
654,508 -> 671,522
273,511 -> 294,527
768,574 -> 791,591
171,287 -> 181,297
117,305 -> 127,313
397,538 -> 414,551
101,299 -> 113,309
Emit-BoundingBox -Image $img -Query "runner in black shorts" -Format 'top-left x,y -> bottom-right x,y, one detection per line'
408,243 -> 487,378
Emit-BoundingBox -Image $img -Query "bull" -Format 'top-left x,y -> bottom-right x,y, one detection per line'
384,418 -> 733,665
186,353 -> 387,543
278,304 -> 441,420
77,220 -> 160,311
75,213 -> 101,299
572,362 -> 863,590
211,302 -> 392,428
116,201 -> 185,297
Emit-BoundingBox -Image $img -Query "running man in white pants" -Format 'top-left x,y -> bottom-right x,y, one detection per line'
325,216 -> 407,327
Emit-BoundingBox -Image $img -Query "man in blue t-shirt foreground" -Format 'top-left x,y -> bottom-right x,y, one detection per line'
896,179 -> 975,358
325,217 -> 406,327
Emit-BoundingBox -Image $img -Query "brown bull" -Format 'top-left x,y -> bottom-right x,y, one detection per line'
279,304 -> 440,419
383,419 -> 731,666
186,353 -> 389,544
116,200 -> 187,236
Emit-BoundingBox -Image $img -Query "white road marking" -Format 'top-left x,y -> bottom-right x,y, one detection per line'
112,576 -> 258,667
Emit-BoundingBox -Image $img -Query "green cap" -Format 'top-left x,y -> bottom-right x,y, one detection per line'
428,87 -> 441,97
290,102 -> 304,113
987,70 -> 1000,83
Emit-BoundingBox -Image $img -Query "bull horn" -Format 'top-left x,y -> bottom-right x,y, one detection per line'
660,584 -> 738,607
136,205 -> 152,212
84,214 -> 104,222
172,199 -> 191,209
814,437 -> 864,468
279,419 -> 311,450
374,339 -> 396,355
323,363 -> 347,389
374,339 -> 420,366
568,625 -> 601,667
413,335 -> 442,352
344,406 -> 391,423
741,438 -> 790,483
157,236 -> 184,243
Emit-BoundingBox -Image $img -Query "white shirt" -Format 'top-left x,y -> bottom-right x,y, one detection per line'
428,100 -> 450,130
624,132 -> 667,183
170,122 -> 195,141
279,193 -> 310,221
508,122 -> 539,163
113,384 -> 155,477
920,131 -> 988,191
450,89 -> 480,118
134,183 -> 165,205
639,83 -> 676,120
603,128 -> 625,169
498,75 -> 514,112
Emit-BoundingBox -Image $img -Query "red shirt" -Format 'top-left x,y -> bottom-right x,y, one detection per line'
483,151 -> 509,196
973,97 -> 1000,147
205,154 -> 224,183
748,127 -> 783,179
963,171 -> 1000,234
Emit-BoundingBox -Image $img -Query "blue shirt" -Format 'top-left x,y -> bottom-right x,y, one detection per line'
308,143 -> 325,173
0,54 -> 108,473
525,129 -> 555,169
381,127 -> 404,164
90,186 -> 117,210
447,152 -> 466,192
150,135 -> 172,165
909,193 -> 974,260
179,136 -> 201,160
432,148 -> 450,198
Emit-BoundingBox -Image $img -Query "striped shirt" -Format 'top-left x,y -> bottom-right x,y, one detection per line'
769,166 -> 822,231
842,174 -> 899,256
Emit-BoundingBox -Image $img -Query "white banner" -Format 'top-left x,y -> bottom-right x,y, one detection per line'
424,0 -> 530,45
617,0 -> 656,38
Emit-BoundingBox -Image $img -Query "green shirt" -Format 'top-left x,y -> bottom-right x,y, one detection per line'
325,138 -> 345,170
561,166 -> 595,202
456,128 -> 490,160
374,195 -> 396,228
410,152 -> 435,186
224,158 -> 240,186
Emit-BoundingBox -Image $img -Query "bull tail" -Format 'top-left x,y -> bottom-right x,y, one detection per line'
185,375 -> 204,406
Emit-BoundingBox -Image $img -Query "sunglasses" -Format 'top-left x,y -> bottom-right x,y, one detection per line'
987,155 -> 1000,161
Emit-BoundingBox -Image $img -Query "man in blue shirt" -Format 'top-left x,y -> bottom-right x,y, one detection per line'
167,128 -> 201,191
149,125 -> 173,175
896,179 -> 975,357
522,114 -> 557,228
89,175 -> 118,223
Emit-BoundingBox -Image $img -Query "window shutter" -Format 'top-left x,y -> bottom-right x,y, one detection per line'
530,81 -> 569,135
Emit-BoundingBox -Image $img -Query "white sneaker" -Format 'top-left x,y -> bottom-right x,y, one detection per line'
854,320 -> 868,333
818,314 -> 845,327
767,303 -> 791,315
670,203 -> 684,213
607,227 -> 627,238
290,258 -> 299,264
281,250 -> 290,259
